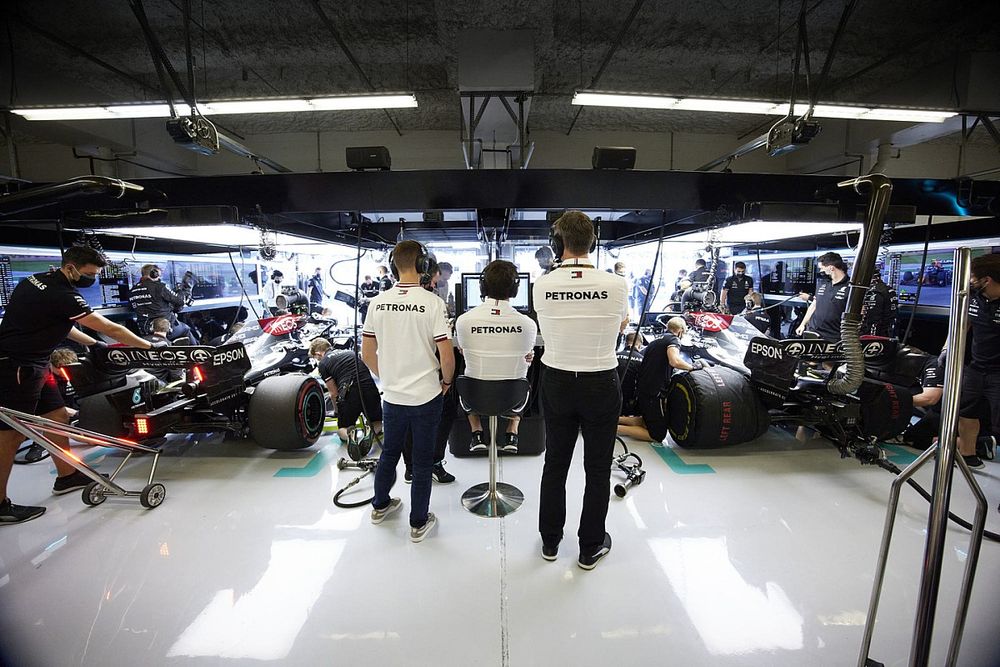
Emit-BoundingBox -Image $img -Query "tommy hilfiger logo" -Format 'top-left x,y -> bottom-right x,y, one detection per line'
399,289 -> 408,295
571,270 -> 583,279
491,308 -> 501,315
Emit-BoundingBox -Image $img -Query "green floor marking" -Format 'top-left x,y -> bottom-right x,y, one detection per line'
883,443 -> 919,467
274,440 -> 341,478
649,442 -> 715,474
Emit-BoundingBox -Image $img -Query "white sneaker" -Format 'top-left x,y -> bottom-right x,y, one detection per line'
371,498 -> 402,524
410,513 -> 437,542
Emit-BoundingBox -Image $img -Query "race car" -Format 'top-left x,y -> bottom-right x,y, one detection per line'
657,310 -> 919,464
64,314 -> 333,450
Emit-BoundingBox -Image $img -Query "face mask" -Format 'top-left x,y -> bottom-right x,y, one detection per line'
70,266 -> 97,288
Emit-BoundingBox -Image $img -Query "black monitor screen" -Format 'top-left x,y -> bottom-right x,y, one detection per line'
460,273 -> 531,314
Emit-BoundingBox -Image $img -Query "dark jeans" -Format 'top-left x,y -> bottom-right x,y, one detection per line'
402,387 -> 456,468
374,394 -> 443,527
539,366 -> 621,553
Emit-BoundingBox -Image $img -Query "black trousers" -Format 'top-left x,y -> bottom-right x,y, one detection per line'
539,366 -> 621,553
402,386 -> 456,467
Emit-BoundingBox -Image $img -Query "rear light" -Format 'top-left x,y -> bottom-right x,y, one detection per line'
136,417 -> 150,436
192,366 -> 205,383
57,367 -> 71,382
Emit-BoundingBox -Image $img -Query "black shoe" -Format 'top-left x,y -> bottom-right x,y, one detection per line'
541,541 -> 559,561
52,470 -> 107,496
404,469 -> 412,484
976,435 -> 996,461
469,431 -> 487,453
500,433 -> 519,454
0,498 -> 46,525
432,462 -> 456,484
962,454 -> 985,470
578,533 -> 612,570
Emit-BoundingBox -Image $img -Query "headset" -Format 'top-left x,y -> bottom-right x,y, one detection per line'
479,261 -> 520,301
148,265 -> 161,280
270,269 -> 283,281
388,241 -> 434,281
548,217 -> 597,261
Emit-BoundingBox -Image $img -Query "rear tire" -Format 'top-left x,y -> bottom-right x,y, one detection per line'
249,374 -> 327,450
666,366 -> 770,448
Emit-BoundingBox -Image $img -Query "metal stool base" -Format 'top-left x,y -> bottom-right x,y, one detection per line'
462,482 -> 524,517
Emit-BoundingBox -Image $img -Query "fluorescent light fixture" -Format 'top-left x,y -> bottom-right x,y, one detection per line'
572,91 -> 679,109
100,225 -> 311,248
12,94 -> 418,121
572,92 -> 955,123
669,221 -> 862,245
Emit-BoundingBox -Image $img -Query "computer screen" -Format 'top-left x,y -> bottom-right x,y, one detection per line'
460,273 -> 531,314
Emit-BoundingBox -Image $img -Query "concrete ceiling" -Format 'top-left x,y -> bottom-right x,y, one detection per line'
5,0 -> 999,141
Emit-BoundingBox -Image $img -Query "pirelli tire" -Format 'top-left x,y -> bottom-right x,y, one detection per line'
666,366 -> 770,449
858,380 -> 913,440
248,374 -> 327,450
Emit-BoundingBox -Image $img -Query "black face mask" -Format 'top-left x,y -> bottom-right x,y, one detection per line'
70,267 -> 97,288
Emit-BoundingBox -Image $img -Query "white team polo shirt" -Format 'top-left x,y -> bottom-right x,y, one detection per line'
456,299 -> 538,380
533,261 -> 628,372
362,282 -> 451,406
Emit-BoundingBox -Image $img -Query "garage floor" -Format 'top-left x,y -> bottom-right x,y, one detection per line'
1,428 -> 998,667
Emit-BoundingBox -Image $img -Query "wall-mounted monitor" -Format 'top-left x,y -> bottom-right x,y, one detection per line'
458,272 -> 531,315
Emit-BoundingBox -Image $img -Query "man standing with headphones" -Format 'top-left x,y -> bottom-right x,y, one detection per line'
128,264 -> 197,342
456,260 -> 537,454
534,211 -> 628,570
262,270 -> 284,315
362,240 -> 454,542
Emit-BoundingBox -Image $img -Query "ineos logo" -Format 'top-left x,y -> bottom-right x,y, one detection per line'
785,342 -> 805,356
191,349 -> 211,363
863,341 -> 884,358
265,315 -> 298,336
108,349 -> 130,365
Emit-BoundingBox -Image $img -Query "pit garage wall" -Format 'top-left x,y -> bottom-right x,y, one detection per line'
2,117 -> 998,183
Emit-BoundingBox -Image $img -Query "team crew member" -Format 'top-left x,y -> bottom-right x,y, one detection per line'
309,338 -> 383,443
359,274 -> 380,322
956,253 -> 1000,469
616,333 -> 644,417
456,260 -> 537,454
144,318 -> 184,384
618,317 -> 702,443
899,354 -> 944,450
376,265 -> 393,292
128,263 -> 196,342
433,261 -> 456,318
362,241 -> 454,542
742,293 -> 774,334
796,252 -> 851,341
306,267 -> 330,314
861,271 -> 898,337
261,270 -> 284,315
688,259 -> 709,287
0,246 -> 154,525
534,211 -> 628,570
720,262 -> 755,314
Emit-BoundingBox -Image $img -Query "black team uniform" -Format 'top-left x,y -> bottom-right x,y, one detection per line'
806,275 -> 850,341
318,349 -> 383,429
722,273 -> 754,314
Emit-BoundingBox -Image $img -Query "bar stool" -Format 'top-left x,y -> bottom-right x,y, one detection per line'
455,376 -> 530,517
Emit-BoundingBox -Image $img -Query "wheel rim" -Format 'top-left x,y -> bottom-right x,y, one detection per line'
300,386 -> 326,438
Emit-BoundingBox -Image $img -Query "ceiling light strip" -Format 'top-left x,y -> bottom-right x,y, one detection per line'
571,92 -> 956,123
12,94 -> 418,121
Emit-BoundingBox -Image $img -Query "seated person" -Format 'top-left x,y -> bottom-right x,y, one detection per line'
144,317 -> 184,384
309,337 -> 383,443
618,317 -> 702,443
455,260 -> 537,454
49,347 -> 80,416
742,292 -> 773,334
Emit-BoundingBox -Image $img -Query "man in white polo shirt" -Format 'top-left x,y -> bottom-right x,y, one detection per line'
456,260 -> 538,454
533,211 -> 628,570
361,241 -> 455,543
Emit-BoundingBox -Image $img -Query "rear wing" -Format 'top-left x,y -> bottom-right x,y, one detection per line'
92,343 -> 252,382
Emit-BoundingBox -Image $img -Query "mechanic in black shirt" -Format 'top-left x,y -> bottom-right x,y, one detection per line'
0,246 -> 154,525
618,317 -> 702,443
898,355 -> 944,450
796,252 -> 851,341
376,265 -> 394,292
309,337 -> 383,445
143,318 -> 184,384
861,271 -> 898,337
688,259 -> 710,289
306,267 -> 330,315
720,261 -> 755,314
359,274 -> 380,323
128,263 -> 197,343
742,292 -> 774,334
616,332 -> 645,416
956,253 -> 1000,469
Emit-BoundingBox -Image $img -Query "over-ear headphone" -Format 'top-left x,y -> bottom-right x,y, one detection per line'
548,220 -> 597,260
479,262 -> 519,301
388,242 -> 433,281
149,266 -> 161,280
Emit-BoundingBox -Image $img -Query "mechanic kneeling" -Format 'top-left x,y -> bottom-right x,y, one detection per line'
618,317 -> 702,443
309,337 -> 383,444
128,263 -> 197,343
1,246 -> 154,525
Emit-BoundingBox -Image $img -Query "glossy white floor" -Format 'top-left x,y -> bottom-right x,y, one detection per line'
1,428 -> 998,667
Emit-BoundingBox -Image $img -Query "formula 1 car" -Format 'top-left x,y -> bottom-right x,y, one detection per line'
657,310 -> 919,464
65,315 -> 332,450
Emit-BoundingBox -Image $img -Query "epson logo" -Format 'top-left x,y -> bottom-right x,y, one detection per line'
750,341 -> 782,360
213,347 -> 247,365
